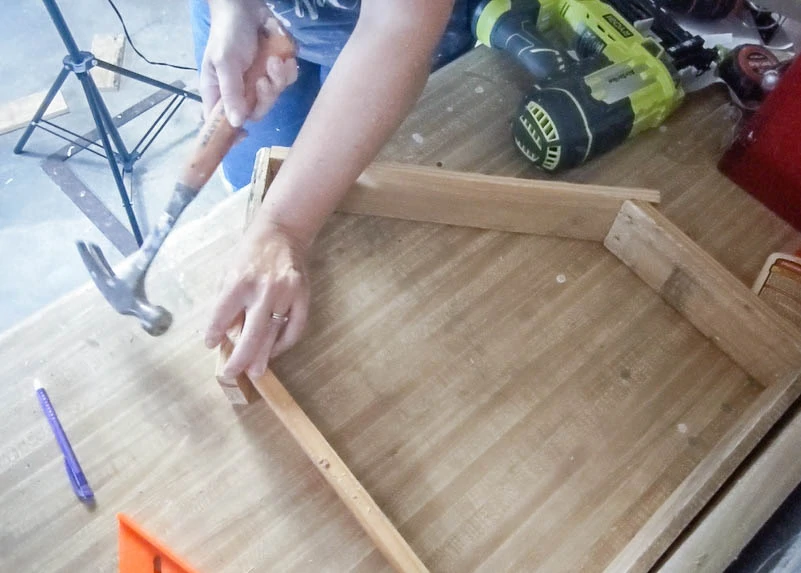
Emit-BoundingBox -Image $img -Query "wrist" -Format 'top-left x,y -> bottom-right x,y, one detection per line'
248,214 -> 315,255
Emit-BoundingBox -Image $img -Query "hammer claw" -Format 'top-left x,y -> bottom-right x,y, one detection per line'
76,241 -> 114,281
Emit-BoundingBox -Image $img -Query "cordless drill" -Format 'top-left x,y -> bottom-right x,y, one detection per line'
472,0 -> 715,171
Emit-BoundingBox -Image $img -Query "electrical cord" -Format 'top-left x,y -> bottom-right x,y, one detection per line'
105,0 -> 197,71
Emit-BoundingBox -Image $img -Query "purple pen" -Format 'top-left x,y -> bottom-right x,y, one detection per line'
34,379 -> 94,503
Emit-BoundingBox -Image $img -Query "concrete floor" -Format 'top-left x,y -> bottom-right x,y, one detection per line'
0,0 -> 227,332
3,1 -> 801,571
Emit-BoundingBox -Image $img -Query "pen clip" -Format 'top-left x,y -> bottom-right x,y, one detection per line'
65,458 -> 94,503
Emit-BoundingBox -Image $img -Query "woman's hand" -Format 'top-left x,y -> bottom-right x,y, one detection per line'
201,0 -> 298,127
205,223 -> 311,380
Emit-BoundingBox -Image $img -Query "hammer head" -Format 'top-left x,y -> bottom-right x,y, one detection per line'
76,241 -> 173,336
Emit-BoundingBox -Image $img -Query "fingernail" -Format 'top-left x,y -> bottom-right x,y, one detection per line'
229,110 -> 244,128
247,365 -> 266,380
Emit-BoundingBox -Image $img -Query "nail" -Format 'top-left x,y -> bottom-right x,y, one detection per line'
229,110 -> 244,128
204,331 -> 219,348
248,365 -> 266,380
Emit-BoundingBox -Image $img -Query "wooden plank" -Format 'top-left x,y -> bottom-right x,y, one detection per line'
215,147 -> 283,404
265,147 -> 660,242
91,34 -> 125,91
245,147 -> 282,228
251,369 -> 429,573
604,200 -> 801,388
605,200 -> 801,571
659,399 -> 801,572
659,254 -> 801,571
6,48 -> 801,573
0,90 -> 68,135
216,336 -> 259,405
609,371 -> 801,572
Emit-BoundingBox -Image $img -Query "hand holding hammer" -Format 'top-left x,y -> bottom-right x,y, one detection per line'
77,19 -> 296,335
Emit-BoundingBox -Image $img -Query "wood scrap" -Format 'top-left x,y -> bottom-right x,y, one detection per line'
91,34 -> 125,91
0,90 -> 68,136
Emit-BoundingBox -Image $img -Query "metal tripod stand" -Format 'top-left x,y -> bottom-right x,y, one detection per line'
14,0 -> 201,246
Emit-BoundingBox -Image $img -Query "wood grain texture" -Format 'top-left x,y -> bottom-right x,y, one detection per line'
90,34 -> 125,91
271,213 -> 761,573
252,370 -> 429,573
216,337 -> 259,405
263,147 -> 659,241
659,398 -> 801,572
5,46 -> 801,572
605,200 -> 801,388
0,193 -> 392,573
658,254 -> 801,572
0,90 -> 68,135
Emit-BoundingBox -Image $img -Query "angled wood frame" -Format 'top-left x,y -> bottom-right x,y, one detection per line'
216,147 -> 801,572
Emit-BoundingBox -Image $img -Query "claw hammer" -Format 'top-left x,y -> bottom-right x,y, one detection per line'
77,21 -> 295,336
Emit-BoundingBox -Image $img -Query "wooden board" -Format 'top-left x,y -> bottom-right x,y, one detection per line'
605,201 -> 801,388
91,34 -> 125,91
658,253 -> 801,571
263,148 -> 660,242
0,90 -> 68,135
237,152 -> 801,572
660,398 -> 801,572
4,47 -> 801,572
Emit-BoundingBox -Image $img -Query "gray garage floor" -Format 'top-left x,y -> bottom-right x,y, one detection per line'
0,0 -> 228,332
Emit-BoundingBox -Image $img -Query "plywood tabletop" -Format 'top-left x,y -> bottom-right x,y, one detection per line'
2,47 -> 800,572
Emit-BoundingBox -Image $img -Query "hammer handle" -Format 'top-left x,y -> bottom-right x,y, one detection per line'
179,21 -> 295,191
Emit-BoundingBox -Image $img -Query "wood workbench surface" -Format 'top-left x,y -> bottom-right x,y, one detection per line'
3,48 -> 800,572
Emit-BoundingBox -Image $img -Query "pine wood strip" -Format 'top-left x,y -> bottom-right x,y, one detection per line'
605,200 -> 801,388
251,369 -> 429,573
267,146 -> 660,241
0,90 -> 68,135
90,34 -> 125,91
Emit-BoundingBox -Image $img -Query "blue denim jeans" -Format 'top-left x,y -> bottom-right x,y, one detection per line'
190,0 -> 331,189
189,0 -> 471,190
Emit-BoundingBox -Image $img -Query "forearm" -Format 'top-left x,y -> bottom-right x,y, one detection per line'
250,3 -> 454,246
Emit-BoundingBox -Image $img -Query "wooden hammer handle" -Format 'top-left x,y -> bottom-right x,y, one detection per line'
179,20 -> 295,191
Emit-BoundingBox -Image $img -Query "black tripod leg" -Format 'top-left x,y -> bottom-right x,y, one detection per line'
77,72 -> 144,246
82,73 -> 132,167
95,60 -> 201,102
14,66 -> 71,154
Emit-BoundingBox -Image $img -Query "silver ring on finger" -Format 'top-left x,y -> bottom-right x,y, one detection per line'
270,312 -> 289,324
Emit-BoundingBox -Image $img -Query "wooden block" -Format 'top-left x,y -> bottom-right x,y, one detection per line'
91,34 -> 125,91
245,147 -> 283,229
263,147 -> 660,242
604,200 -> 801,388
251,369 -> 429,573
215,337 -> 259,405
0,90 -> 68,136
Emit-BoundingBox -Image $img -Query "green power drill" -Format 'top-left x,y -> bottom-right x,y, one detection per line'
472,0 -> 716,171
